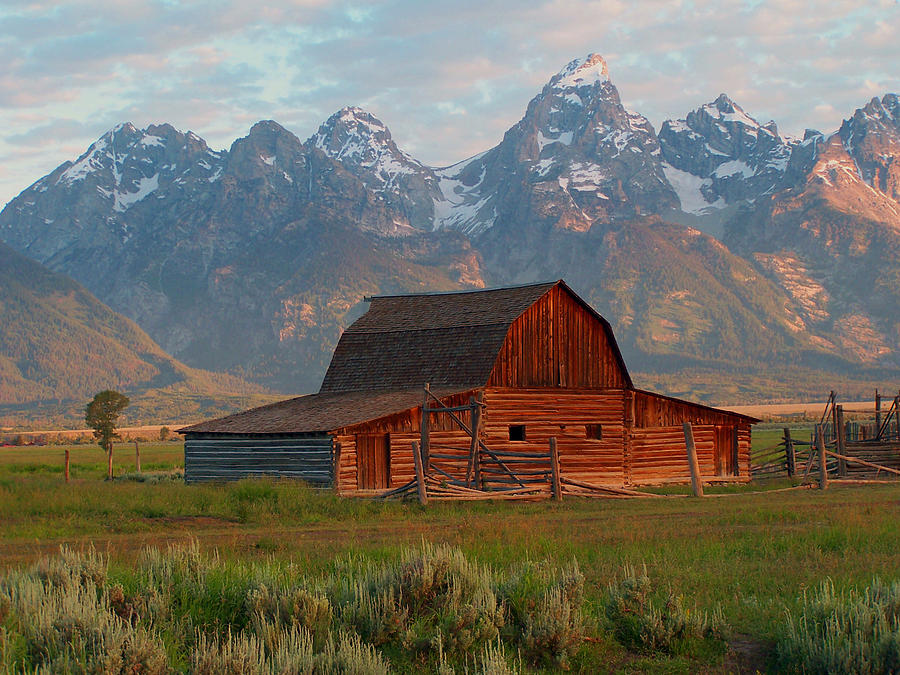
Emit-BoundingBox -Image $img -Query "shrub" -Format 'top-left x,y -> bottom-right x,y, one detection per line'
192,627 -> 390,674
499,559 -> 585,668
0,550 -> 169,674
246,583 -> 333,643
776,578 -> 900,674
328,543 -> 506,660
478,639 -> 522,675
32,545 -> 107,591
604,564 -> 723,654
118,470 -> 184,484
0,541 -> 585,674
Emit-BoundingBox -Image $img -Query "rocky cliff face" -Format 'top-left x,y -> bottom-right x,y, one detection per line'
724,108 -> 900,369
658,94 -> 797,211
2,54 -> 899,400
309,107 -> 443,231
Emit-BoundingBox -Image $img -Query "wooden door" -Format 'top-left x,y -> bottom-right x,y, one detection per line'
715,426 -> 738,476
356,434 -> 390,489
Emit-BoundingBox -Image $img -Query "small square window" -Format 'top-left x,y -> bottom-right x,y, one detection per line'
509,425 -> 526,441
585,424 -> 602,440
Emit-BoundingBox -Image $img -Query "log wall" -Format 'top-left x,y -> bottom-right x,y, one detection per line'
184,435 -> 333,484
488,285 -> 628,389
334,390 -> 477,492
333,388 -> 753,492
633,390 -> 748,427
481,388 -> 627,486
630,423 -> 752,485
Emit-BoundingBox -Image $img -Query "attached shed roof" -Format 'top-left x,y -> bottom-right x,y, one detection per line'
180,387 -> 470,435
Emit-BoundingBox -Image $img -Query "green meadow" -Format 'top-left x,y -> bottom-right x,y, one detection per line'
1,437 -> 899,672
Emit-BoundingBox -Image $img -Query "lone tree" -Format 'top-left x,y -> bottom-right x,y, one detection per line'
85,390 -> 130,480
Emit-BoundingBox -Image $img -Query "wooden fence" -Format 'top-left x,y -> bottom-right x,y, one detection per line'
751,391 -> 900,482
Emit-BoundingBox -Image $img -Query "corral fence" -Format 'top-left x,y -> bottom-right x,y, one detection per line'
751,390 -> 900,483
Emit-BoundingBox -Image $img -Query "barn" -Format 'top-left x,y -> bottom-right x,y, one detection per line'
180,280 -> 757,494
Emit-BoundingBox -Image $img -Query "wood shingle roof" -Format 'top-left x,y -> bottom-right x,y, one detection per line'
179,388 -> 470,435
319,282 -> 559,393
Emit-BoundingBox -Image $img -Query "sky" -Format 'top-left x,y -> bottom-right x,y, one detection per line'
1,0 -> 898,208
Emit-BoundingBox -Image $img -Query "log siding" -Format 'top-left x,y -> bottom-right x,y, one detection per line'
184,435 -> 333,484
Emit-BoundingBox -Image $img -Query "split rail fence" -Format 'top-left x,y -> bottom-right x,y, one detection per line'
751,390 -> 900,483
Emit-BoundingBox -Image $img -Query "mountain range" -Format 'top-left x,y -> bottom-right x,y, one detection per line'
1,53 -> 899,411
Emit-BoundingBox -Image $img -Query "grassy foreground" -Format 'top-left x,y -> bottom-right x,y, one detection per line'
1,442 -> 900,672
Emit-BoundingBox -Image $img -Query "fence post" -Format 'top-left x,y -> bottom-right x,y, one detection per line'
875,390 -> 882,440
831,396 -> 839,443
549,437 -> 562,501
784,428 -> 795,477
411,441 -> 428,506
896,393 -> 900,441
835,406 -> 846,477
134,439 -> 141,474
683,422 -> 704,497
64,448 -> 70,483
732,429 -> 740,477
816,425 -> 828,490
465,394 -> 484,488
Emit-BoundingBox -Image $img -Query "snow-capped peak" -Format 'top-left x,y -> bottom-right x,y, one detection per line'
550,53 -> 610,90
336,106 -> 388,132
310,107 -> 405,164
701,94 -> 761,129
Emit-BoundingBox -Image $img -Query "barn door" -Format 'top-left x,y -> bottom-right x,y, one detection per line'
356,434 -> 390,489
715,426 -> 738,476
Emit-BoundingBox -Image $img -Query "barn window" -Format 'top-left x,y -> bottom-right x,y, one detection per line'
508,425 -> 526,441
585,424 -> 602,440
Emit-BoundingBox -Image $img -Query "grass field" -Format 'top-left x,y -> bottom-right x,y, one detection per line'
1,437 -> 899,672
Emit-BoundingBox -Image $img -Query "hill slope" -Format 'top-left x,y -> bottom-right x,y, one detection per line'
0,241 -> 272,426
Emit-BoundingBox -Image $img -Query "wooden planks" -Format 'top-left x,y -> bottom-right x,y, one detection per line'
336,386 -> 753,495
487,286 -> 628,389
184,436 -> 333,484
633,390 -> 751,428
631,425 -> 719,485
482,388 -> 627,486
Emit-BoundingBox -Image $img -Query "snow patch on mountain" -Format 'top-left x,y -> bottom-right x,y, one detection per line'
433,153 -> 495,234
140,135 -> 165,148
662,163 -> 724,214
310,106 -> 427,196
114,174 -> 159,212
58,137 -> 109,185
713,159 -> 754,178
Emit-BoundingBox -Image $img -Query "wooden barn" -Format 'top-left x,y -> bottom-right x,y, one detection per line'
180,281 -> 757,495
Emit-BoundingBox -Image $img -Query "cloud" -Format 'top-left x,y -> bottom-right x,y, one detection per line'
0,0 -> 898,206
